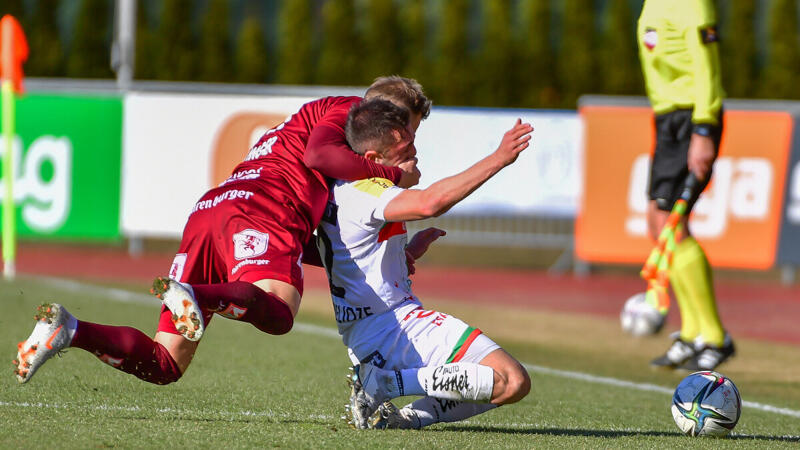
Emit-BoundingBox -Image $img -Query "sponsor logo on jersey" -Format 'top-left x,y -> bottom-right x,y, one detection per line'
218,303 -> 248,319
169,253 -> 187,281
233,229 -> 269,260
403,308 -> 446,326
231,258 -> 271,274
353,177 -> 395,197
333,303 -> 374,323
209,112 -> 288,186
245,136 -> 278,161
220,167 -> 263,186
643,28 -> 657,50
700,25 -> 718,44
191,189 -> 255,214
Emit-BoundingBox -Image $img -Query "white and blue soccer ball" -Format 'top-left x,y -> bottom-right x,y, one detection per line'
620,292 -> 665,336
671,371 -> 742,437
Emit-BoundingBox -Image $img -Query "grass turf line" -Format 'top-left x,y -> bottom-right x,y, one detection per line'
0,277 -> 798,448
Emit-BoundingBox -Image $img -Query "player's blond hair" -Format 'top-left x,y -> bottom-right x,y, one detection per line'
364,76 -> 432,120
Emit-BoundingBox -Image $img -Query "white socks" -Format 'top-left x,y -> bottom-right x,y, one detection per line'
399,362 -> 494,402
403,397 -> 497,429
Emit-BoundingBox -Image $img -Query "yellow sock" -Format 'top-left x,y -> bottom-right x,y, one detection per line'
670,237 -> 724,346
669,262 -> 700,342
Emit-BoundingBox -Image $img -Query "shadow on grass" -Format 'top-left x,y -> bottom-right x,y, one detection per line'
435,425 -> 800,442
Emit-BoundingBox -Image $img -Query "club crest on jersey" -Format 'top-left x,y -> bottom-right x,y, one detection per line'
233,229 -> 269,260
643,28 -> 657,50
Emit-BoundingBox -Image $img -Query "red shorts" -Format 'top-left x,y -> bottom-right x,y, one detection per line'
158,181 -> 309,334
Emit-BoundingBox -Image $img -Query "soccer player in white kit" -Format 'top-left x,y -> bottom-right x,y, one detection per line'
316,99 -> 533,429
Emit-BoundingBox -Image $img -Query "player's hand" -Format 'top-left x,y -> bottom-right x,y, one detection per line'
405,249 -> 417,275
407,227 -> 446,261
688,133 -> 716,181
398,157 -> 421,188
494,119 -> 533,166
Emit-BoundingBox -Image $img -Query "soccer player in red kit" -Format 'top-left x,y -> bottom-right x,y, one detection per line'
13,76 -> 431,385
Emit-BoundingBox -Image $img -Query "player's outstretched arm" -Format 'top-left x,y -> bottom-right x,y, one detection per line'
384,119 -> 533,222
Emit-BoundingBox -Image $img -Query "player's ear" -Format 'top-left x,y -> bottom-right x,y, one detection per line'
364,150 -> 380,162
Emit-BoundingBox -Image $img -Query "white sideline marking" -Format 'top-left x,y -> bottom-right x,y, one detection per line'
0,400 -> 333,421
519,363 -> 800,419
35,276 -> 159,305
28,276 -> 800,420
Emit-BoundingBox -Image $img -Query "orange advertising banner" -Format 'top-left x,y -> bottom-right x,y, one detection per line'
576,106 -> 793,269
210,112 -> 287,186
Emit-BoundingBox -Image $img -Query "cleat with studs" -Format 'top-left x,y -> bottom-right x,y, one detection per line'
151,277 -> 205,342
14,303 -> 76,384
370,401 -> 421,430
345,364 -> 395,429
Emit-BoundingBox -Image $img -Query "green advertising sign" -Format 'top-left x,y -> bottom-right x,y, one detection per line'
0,93 -> 122,240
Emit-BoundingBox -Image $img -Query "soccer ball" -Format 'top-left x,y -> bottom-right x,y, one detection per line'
620,292 -> 665,336
671,371 -> 742,437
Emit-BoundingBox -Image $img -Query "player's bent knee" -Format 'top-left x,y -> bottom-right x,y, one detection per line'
153,366 -> 183,385
501,366 -> 531,405
155,331 -> 197,374
269,314 -> 294,335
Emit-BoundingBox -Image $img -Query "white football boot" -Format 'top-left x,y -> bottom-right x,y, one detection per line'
151,277 -> 204,341
650,332 -> 697,369
14,303 -> 77,384
370,401 -> 421,430
345,364 -> 399,429
679,333 -> 736,371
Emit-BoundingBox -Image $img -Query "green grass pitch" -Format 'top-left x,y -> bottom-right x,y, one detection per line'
1,276 -> 798,448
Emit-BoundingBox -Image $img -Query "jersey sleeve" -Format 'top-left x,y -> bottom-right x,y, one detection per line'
685,0 -> 723,125
304,102 -> 403,184
342,178 -> 405,230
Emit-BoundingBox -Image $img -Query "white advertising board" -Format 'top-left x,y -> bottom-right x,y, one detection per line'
413,107 -> 581,216
121,92 -> 316,237
122,95 -> 581,238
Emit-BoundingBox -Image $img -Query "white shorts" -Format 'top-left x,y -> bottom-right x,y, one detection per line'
344,302 -> 500,370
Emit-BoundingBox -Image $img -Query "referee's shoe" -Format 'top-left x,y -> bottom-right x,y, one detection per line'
650,332 -> 697,369
678,334 -> 735,371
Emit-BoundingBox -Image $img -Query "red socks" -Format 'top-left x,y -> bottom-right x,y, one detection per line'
68,282 -> 292,385
70,321 -> 182,385
190,282 -> 294,335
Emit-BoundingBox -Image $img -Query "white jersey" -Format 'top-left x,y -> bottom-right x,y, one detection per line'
317,177 -> 421,335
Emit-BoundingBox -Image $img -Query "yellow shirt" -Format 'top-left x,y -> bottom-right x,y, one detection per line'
637,0 -> 724,125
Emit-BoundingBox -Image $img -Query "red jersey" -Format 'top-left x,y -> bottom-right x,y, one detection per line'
223,96 -> 401,236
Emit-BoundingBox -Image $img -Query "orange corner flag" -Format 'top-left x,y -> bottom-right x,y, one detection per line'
0,15 -> 28,93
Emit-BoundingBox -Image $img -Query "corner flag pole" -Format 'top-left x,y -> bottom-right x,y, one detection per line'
1,71 -> 14,280
1,15 -> 27,280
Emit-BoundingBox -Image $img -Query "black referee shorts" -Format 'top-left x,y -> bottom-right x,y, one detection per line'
648,109 -> 723,211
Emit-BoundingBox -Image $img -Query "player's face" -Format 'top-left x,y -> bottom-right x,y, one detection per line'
409,112 -> 422,133
377,125 -> 416,167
